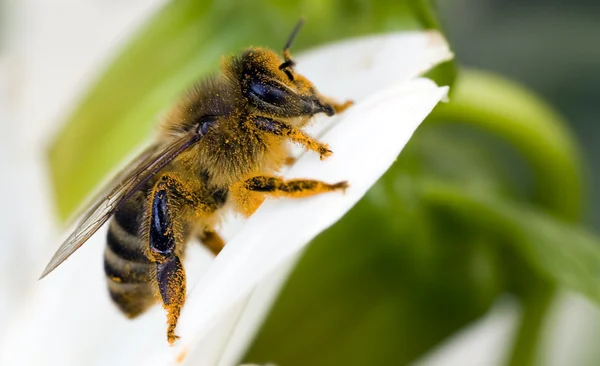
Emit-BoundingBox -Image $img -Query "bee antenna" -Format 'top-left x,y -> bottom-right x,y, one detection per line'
284,18 -> 304,55
281,18 -> 304,67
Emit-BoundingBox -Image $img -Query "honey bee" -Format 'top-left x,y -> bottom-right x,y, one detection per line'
40,20 -> 352,344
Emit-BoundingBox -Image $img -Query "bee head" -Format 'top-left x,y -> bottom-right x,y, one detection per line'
230,20 -> 335,118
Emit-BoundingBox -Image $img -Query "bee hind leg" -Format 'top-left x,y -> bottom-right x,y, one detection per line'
147,174 -> 213,344
156,255 -> 185,344
147,185 -> 186,344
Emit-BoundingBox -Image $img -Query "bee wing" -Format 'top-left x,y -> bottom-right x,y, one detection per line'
40,129 -> 202,279
69,144 -> 157,226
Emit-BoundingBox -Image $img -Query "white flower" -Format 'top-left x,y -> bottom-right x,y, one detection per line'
0,31 -> 451,366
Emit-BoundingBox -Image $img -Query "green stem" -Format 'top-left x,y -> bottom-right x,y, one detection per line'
427,69 -> 584,220
508,283 -> 554,366
407,0 -> 443,30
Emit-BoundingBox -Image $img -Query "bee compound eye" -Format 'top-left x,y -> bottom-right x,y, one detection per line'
200,121 -> 212,135
248,81 -> 287,106
197,116 -> 217,135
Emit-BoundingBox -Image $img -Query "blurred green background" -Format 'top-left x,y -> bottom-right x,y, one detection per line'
439,0 -> 600,228
44,0 -> 600,365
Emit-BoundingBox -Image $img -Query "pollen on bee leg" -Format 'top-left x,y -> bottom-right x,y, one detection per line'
229,181 -> 266,217
243,175 -> 349,199
156,255 -> 186,345
333,100 -> 354,113
286,129 -> 332,159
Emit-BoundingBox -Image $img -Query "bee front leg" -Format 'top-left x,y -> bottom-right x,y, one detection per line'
249,117 -> 332,160
316,94 -> 354,114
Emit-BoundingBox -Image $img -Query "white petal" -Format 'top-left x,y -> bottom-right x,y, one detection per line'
296,30 -> 453,101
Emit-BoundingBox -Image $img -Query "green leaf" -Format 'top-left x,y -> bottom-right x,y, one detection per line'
48,0 -> 455,220
422,181 -> 600,304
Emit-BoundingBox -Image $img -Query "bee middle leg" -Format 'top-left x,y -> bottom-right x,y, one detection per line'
197,228 -> 225,256
146,174 -> 213,344
243,175 -> 348,198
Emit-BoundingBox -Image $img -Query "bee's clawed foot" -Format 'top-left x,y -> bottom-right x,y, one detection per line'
330,181 -> 349,193
167,332 -> 181,346
318,145 -> 333,160
334,100 -> 354,114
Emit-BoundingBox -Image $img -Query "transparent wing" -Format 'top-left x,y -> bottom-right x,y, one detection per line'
40,129 -> 202,279
68,144 -> 158,227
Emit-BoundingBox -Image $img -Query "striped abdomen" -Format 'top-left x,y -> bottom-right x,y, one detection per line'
104,191 -> 155,318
